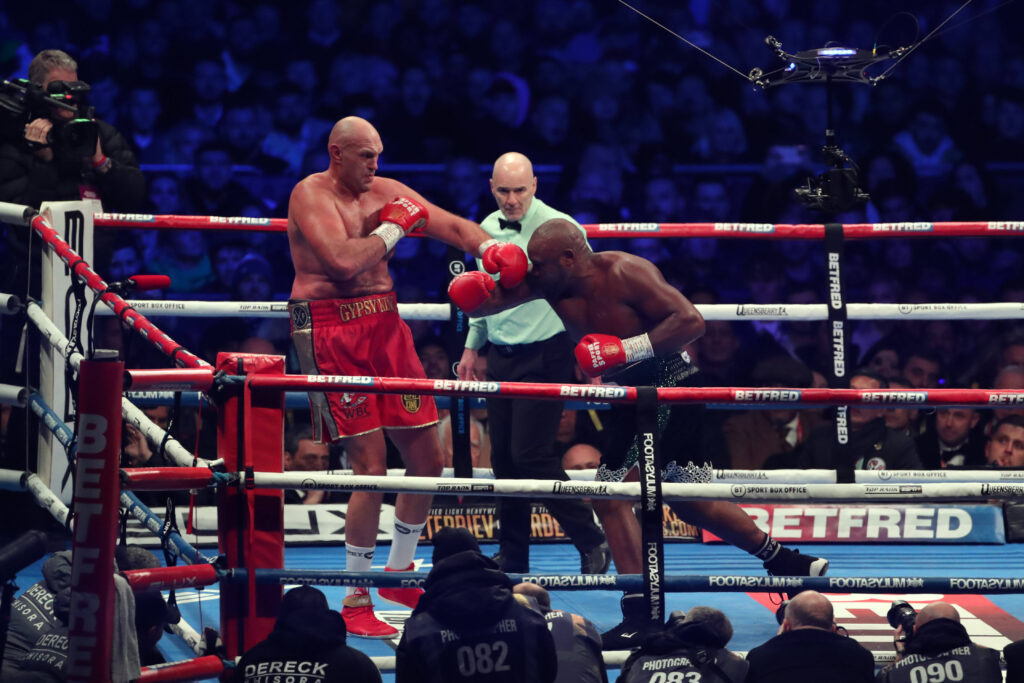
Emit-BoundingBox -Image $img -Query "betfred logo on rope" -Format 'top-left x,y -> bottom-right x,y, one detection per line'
702,504 -> 1004,544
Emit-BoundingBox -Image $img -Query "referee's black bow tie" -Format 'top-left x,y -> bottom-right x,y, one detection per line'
499,218 -> 521,231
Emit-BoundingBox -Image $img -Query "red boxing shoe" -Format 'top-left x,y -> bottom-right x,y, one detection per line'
342,589 -> 398,638
378,563 -> 423,609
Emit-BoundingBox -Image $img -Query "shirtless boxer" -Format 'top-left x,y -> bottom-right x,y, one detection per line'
287,116 -> 526,638
449,218 -> 828,648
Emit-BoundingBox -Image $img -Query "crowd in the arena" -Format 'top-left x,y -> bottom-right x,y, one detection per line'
3,1 -> 1024,680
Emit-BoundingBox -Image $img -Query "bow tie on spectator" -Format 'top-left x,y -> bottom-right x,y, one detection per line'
499,218 -> 521,231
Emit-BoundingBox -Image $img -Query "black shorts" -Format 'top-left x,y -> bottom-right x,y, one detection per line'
594,351 -> 712,484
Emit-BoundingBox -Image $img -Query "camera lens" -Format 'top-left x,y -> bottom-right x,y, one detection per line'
886,600 -> 917,631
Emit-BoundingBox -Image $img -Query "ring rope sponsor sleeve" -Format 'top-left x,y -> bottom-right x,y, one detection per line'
636,387 -> 665,625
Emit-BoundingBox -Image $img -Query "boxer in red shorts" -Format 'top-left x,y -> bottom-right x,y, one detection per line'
290,294 -> 439,439
287,116 -> 526,638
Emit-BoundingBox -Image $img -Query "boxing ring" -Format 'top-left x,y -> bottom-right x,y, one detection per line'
3,201 -> 1024,681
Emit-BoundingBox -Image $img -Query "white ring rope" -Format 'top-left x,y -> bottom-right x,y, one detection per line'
249,472 -> 1024,502
22,471 -> 71,525
88,300 -> 1024,321
93,300 -> 450,321
0,383 -> 26,406
27,301 -> 220,468
0,293 -> 21,313
352,467 -> 837,484
855,470 -> 1024,483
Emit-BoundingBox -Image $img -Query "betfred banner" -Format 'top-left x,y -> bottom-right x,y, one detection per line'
702,504 -> 1004,544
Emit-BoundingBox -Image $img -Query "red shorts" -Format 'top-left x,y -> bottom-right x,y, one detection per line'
289,293 -> 439,441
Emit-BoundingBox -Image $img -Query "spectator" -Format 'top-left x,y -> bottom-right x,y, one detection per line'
902,350 -> 944,389
122,85 -> 164,162
745,591 -> 874,683
891,102 -> 962,181
783,370 -> 921,471
876,601 -> 1000,682
619,607 -> 747,682
232,253 -> 276,302
147,173 -> 189,216
513,583 -> 607,683
436,414 -> 489,469
219,102 -> 287,175
436,157 -> 488,222
237,586 -> 381,683
185,141 -> 258,217
917,406 -> 985,469
395,526 -> 557,682
859,336 -> 905,382
984,415 -> 1024,467
209,240 -> 250,295
148,230 -> 215,293
883,378 -> 921,437
721,355 -> 820,470
184,57 -> 227,133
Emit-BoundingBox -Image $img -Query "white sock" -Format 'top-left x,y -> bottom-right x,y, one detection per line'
345,543 -> 375,597
386,518 -> 427,570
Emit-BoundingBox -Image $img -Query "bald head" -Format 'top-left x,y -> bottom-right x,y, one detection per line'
327,116 -> 382,194
513,583 -> 551,613
491,152 -> 537,221
329,116 -> 380,150
915,602 -> 959,630
784,591 -> 834,631
530,219 -> 588,256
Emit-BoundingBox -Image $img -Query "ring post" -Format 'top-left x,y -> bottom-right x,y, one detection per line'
216,352 -> 285,658
66,350 -> 122,682
38,200 -> 99,502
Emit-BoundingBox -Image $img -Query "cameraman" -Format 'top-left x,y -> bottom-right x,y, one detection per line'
618,606 -> 747,683
876,601 -> 1001,682
0,49 -> 145,472
0,49 -> 145,212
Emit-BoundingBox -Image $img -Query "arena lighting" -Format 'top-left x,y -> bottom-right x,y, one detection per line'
615,0 -> 991,213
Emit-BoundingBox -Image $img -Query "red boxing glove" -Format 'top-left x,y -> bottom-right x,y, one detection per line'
448,271 -> 496,314
481,241 -> 528,288
574,333 -> 654,377
371,196 -> 429,252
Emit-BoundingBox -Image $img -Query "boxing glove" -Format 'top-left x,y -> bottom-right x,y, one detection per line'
479,240 -> 529,288
574,333 -> 654,377
448,271 -> 496,314
371,196 -> 429,252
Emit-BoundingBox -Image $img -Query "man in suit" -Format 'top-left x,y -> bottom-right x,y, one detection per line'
721,354 -> 821,470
